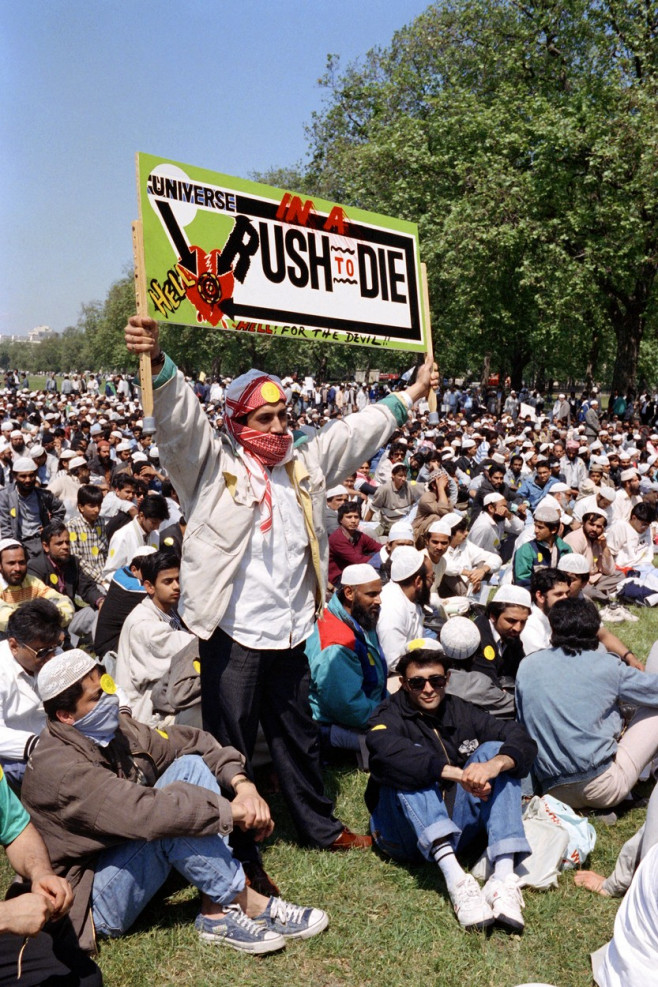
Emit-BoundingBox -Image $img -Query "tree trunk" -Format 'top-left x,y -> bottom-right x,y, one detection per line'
609,301 -> 644,394
480,352 -> 491,388
584,329 -> 600,387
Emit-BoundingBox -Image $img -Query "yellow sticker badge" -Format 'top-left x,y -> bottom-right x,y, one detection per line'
50,573 -> 58,585
156,729 -> 169,739
193,660 -> 201,674
261,381 -> 281,403
100,674 -> 117,695
483,645 -> 496,661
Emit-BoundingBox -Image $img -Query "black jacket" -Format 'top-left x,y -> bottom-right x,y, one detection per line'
28,550 -> 103,609
365,688 -> 536,813
473,612 -> 525,689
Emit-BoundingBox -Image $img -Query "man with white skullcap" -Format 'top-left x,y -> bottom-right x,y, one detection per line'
468,491 -> 524,558
22,652 -> 328,955
368,518 -> 414,571
377,547 -> 435,672
0,458 -> 65,560
447,585 -> 531,719
324,485 -> 349,536
520,567 -> 571,655
422,519 -> 451,603
611,468 -> 642,523
365,634 -> 536,932
513,501 -> 572,587
124,314 -> 438,870
307,563 -> 387,760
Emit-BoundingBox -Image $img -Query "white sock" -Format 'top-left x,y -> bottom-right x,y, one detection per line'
431,840 -> 466,892
493,853 -> 515,881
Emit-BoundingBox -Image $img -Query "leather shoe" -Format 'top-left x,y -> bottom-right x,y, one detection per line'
243,861 -> 280,897
327,826 -> 373,851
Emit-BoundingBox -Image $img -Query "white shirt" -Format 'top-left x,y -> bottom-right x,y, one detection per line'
219,464 -> 316,650
596,843 -> 658,987
444,540 -> 502,578
573,493 -> 614,525
104,517 -> 160,577
468,512 -> 523,555
377,580 -> 425,672
612,489 -> 641,524
0,639 -> 44,761
520,605 -> 551,655
606,520 -> 654,569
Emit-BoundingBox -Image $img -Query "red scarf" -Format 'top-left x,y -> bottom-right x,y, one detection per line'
225,374 -> 291,533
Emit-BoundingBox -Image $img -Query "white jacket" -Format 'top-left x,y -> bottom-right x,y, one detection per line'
153,363 -> 407,638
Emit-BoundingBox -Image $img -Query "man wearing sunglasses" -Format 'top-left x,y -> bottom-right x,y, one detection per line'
0,599 -> 63,784
365,635 -> 536,933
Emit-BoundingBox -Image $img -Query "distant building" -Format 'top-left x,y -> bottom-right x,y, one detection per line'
27,325 -> 56,344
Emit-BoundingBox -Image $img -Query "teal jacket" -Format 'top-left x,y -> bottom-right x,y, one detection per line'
306,594 -> 388,729
513,536 -> 572,587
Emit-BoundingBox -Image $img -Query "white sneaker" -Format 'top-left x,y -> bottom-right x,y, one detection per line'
617,605 -> 639,623
483,874 -> 525,932
449,875 -> 494,930
599,605 -> 625,623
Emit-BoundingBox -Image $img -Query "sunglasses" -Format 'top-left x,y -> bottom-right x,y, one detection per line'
405,674 -> 448,692
18,641 -> 60,661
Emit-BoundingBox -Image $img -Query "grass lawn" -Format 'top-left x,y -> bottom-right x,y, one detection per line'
4,606 -> 658,987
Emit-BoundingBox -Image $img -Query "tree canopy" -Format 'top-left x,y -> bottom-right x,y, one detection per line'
298,0 -> 658,391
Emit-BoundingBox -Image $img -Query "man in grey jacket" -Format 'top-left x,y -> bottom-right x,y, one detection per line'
124,315 -> 437,882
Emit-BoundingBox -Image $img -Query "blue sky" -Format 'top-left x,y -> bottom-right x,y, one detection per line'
1,0 -> 431,336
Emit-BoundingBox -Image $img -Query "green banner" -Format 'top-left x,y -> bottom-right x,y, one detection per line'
136,152 -> 428,352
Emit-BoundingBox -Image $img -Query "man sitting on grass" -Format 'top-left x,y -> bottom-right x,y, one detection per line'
365,633 -> 536,932
21,650 -> 328,955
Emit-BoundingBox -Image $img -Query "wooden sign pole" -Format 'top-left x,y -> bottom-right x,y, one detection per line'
131,220 -> 156,434
421,262 -> 438,413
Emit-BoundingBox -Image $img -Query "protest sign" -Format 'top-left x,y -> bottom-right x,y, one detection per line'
135,153 -> 429,353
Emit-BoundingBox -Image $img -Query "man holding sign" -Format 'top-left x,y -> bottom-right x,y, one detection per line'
124,315 -> 437,883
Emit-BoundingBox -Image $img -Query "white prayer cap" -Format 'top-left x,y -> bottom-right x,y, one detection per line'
341,563 -> 380,587
428,519 -> 453,536
10,430 -> 22,439
620,468 -> 639,482
549,482 -> 570,493
440,616 -> 481,661
326,485 -> 349,499
149,446 -> 159,459
38,650 -> 100,702
68,456 -> 87,471
558,393 -> 566,399
491,453 -> 506,465
59,449 -> 76,460
390,546 -> 426,582
442,512 -> 465,528
483,492 -> 505,506
131,453 -> 148,464
12,457 -> 37,473
30,445 -> 45,458
116,441 -> 132,452
493,585 -> 532,609
406,637 -> 443,653
583,505 -> 609,520
558,554 -> 590,575
534,502 -> 560,523
131,545 -> 157,563
0,538 -> 21,555
461,438 -> 476,450
388,520 -> 414,542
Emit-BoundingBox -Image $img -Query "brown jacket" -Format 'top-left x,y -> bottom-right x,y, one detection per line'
21,715 -> 245,950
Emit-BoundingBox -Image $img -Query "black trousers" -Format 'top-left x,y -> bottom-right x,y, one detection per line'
0,918 -> 102,987
199,628 -> 342,851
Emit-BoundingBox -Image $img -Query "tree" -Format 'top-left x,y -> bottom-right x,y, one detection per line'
301,0 -> 658,390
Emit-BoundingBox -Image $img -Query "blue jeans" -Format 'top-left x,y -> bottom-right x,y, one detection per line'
371,741 -> 530,865
91,755 -> 245,937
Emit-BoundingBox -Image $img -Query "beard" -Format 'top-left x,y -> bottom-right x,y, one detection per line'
417,578 -> 431,607
351,599 -> 380,631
